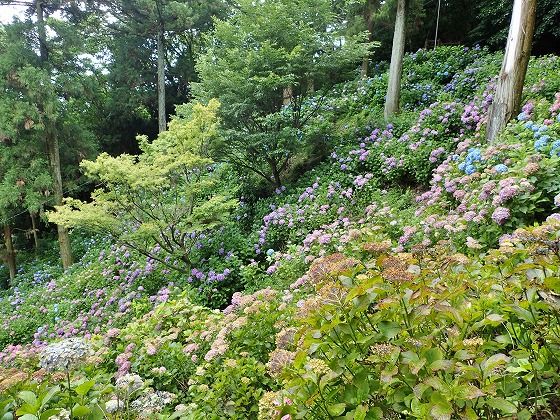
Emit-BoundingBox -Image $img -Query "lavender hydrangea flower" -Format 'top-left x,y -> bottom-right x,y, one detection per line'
491,207 -> 511,225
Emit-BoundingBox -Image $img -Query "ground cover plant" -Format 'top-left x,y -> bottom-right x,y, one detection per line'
1,42 -> 560,419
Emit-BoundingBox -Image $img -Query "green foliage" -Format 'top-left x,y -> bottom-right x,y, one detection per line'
49,100 -> 237,273
194,0 -> 370,187
266,219 -> 560,418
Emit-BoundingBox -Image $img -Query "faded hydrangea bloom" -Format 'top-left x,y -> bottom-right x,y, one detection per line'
266,349 -> 295,377
130,390 -> 177,417
115,373 -> 145,394
307,358 -> 331,377
49,409 -> 71,420
275,327 -> 297,350
463,337 -> 484,347
258,391 -> 282,420
105,398 -> 124,414
369,343 -> 399,362
466,236 -> 482,249
39,338 -> 90,372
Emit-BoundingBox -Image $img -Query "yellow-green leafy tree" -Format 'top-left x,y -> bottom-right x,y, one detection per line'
49,100 -> 237,273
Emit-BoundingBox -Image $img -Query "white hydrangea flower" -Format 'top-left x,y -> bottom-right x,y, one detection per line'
105,398 -> 125,414
130,390 -> 177,416
39,338 -> 90,372
115,373 -> 145,394
49,409 -> 71,420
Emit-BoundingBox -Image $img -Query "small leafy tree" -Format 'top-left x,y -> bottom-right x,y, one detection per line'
194,0 -> 370,188
49,100 -> 237,273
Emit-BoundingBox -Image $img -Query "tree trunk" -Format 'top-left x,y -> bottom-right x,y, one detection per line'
486,0 -> 537,143
30,211 -> 39,250
282,86 -> 293,106
157,26 -> 167,133
36,0 -> 73,269
269,160 -> 282,189
46,130 -> 73,269
361,0 -> 378,78
36,0 -> 48,61
3,225 -> 16,283
384,0 -> 407,121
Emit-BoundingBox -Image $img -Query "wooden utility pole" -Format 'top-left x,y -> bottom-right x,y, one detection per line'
486,0 -> 537,142
384,0 -> 407,121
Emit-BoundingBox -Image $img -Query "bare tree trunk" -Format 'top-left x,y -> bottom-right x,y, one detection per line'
30,211 -> 40,250
157,26 -> 167,133
3,225 -> 16,283
46,130 -> 73,269
486,0 -> 537,143
282,86 -> 293,106
384,0 -> 407,121
36,0 -> 73,269
270,162 -> 282,189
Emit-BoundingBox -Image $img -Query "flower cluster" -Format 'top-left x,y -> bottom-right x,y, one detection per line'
130,390 -> 177,416
39,338 -> 90,372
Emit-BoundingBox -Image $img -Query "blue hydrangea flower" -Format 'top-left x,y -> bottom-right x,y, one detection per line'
550,140 -> 560,157
524,121 -> 534,129
517,112 -> 528,121
465,164 -> 476,175
534,138 -> 549,151
494,164 -> 508,173
465,148 -> 482,163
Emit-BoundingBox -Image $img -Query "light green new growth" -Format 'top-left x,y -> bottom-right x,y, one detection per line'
49,100 -> 237,272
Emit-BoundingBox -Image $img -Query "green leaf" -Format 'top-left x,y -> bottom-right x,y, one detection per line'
72,405 -> 92,418
40,386 -> 60,408
378,321 -> 400,339
17,391 -> 38,407
74,380 -> 95,397
485,398 -> 517,414
353,369 -> 370,401
353,404 -> 367,420
18,415 -> 38,420
424,348 -> 443,364
430,392 -> 452,420
328,403 -> 346,416
508,305 -> 536,324
40,410 -> 62,420
481,353 -> 510,375
544,276 -> 560,292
